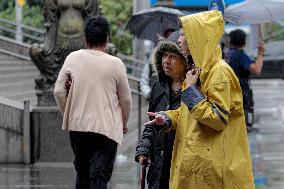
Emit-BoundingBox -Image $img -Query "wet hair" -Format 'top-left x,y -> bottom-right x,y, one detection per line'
84,16 -> 110,47
229,29 -> 246,48
178,18 -> 183,28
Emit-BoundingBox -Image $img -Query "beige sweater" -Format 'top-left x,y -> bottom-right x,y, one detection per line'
54,49 -> 132,146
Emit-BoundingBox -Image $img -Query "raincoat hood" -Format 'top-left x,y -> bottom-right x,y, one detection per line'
180,10 -> 224,82
153,38 -> 187,81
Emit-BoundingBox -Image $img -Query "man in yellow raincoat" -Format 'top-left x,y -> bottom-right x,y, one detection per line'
146,10 -> 255,189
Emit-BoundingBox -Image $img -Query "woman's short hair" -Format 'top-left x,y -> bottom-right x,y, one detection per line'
84,16 -> 110,46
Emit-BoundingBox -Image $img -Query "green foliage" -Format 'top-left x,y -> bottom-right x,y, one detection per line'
23,4 -> 44,28
0,0 -> 134,54
271,24 -> 284,41
0,1 -> 16,39
101,0 -> 133,55
0,1 -> 44,43
264,22 -> 284,41
0,1 -> 44,27
0,1 -> 15,21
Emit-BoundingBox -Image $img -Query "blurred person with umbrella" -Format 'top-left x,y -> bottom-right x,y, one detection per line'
227,29 -> 265,131
126,6 -> 185,100
125,6 -> 184,41
223,0 -> 283,131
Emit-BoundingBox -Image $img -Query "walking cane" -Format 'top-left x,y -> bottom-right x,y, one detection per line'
140,165 -> 147,189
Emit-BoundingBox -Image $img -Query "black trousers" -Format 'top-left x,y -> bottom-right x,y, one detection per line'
69,131 -> 118,189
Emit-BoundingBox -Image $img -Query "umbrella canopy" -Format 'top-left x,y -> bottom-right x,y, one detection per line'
125,6 -> 185,41
224,0 -> 284,25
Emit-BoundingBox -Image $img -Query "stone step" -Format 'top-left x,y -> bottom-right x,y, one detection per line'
0,64 -> 36,71
0,58 -> 31,63
0,53 -> 23,60
0,77 -> 34,86
0,72 -> 37,83
0,80 -> 34,91
0,82 -> 34,96
0,60 -> 34,67
0,66 -> 37,75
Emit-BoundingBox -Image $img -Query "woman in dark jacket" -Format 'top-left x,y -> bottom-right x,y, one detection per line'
135,31 -> 190,189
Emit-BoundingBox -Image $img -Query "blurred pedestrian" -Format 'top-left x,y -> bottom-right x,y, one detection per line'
54,16 -> 132,189
145,10 -> 254,189
136,31 -> 189,189
227,29 -> 265,131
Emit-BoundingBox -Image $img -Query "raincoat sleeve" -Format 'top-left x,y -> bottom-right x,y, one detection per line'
163,107 -> 181,131
181,83 -> 231,131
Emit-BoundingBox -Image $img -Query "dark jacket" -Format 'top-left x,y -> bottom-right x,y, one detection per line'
135,39 -> 186,189
136,79 -> 180,189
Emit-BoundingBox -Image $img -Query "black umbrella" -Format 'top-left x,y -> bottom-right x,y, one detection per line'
125,6 -> 185,41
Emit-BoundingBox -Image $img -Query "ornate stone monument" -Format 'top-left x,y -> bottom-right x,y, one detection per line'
30,0 -> 100,106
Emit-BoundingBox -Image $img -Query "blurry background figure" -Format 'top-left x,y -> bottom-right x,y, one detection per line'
227,29 -> 265,131
221,33 -> 230,60
140,28 -> 175,99
125,6 -> 184,99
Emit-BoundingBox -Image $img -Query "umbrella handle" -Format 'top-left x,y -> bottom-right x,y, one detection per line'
140,165 -> 147,189
258,24 -> 263,41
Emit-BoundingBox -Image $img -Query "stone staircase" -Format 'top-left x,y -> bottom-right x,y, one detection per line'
0,51 -> 39,105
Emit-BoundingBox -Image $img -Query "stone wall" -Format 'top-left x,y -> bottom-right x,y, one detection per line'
0,97 -> 25,163
31,106 -> 74,163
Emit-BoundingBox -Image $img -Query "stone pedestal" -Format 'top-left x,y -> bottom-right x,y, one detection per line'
35,90 -> 57,106
31,106 -> 73,163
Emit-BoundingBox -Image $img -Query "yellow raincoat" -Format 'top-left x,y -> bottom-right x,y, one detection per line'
164,11 -> 255,189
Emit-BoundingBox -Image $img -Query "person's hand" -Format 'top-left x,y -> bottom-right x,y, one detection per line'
65,72 -> 72,90
185,68 -> 201,88
258,41 -> 265,55
144,112 -> 166,126
138,155 -> 151,166
65,72 -> 72,97
123,126 -> 128,134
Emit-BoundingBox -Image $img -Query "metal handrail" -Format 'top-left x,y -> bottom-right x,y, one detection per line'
117,53 -> 146,66
117,53 -> 147,77
0,17 -> 44,44
0,25 -> 43,42
0,18 -> 45,34
0,18 -> 146,75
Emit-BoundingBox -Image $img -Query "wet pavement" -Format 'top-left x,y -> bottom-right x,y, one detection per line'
0,79 -> 284,189
249,79 -> 284,189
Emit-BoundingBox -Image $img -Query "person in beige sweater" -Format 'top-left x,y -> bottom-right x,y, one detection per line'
54,16 -> 132,189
